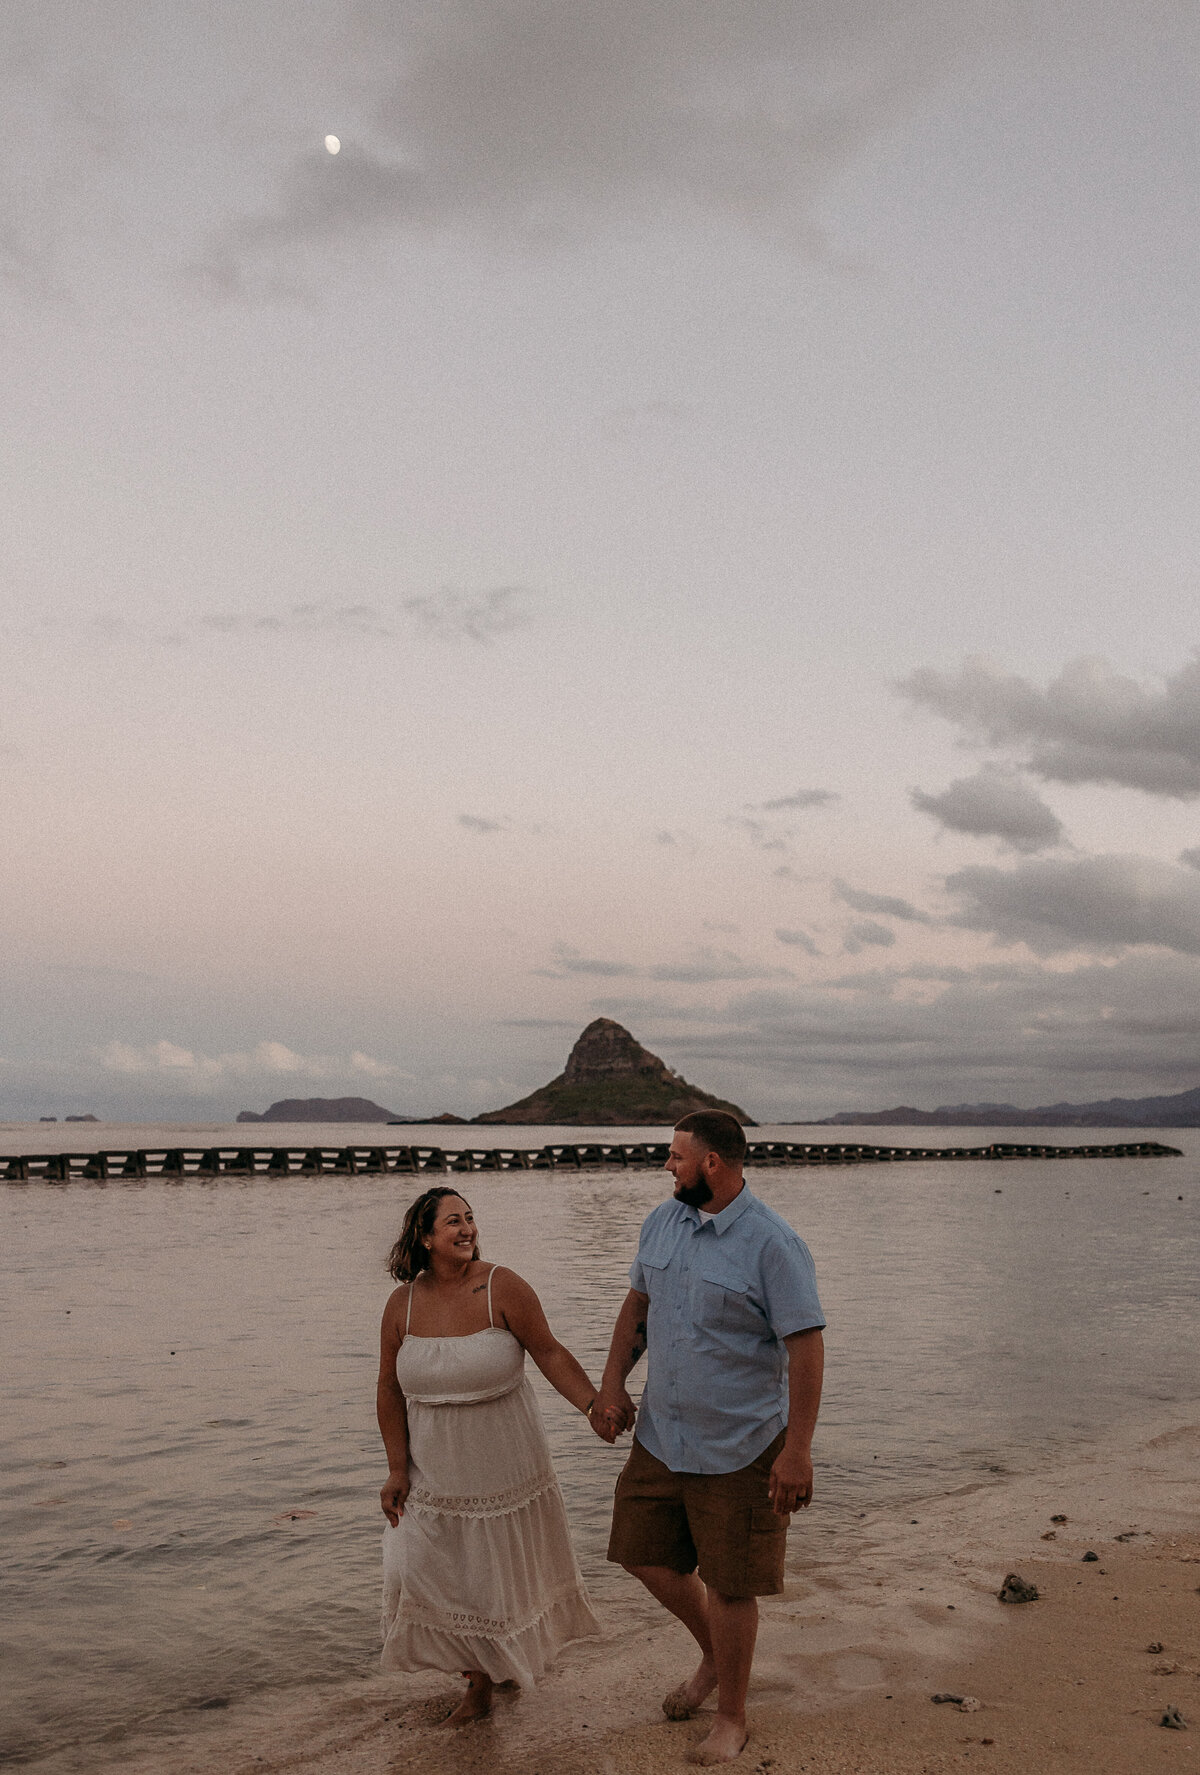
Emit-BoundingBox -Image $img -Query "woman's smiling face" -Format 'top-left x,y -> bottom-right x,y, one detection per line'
424,1194 -> 478,1264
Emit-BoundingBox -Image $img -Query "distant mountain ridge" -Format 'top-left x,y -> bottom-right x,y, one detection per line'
818,1083 -> 1200,1128
474,1018 -> 753,1125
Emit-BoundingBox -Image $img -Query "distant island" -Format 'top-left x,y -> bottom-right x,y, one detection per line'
472,1018 -> 753,1125
817,1082 -> 1200,1128
236,1098 -> 469,1124
237,1097 -> 400,1123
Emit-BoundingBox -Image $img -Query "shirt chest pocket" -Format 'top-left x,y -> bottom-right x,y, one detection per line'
697,1267 -> 759,1333
639,1251 -> 671,1300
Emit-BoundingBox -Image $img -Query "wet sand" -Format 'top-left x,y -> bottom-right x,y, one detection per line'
104,1415 -> 1200,1775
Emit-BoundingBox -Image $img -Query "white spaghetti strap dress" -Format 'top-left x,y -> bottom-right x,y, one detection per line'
380,1266 -> 599,1687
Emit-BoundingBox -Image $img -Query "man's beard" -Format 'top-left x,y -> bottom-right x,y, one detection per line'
675,1175 -> 713,1208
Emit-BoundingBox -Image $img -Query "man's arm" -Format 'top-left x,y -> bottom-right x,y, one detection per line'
593,1286 -> 649,1433
767,1328 -> 824,1515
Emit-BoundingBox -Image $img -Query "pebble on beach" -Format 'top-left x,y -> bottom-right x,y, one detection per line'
1161,1706 -> 1187,1730
998,1573 -> 1039,1603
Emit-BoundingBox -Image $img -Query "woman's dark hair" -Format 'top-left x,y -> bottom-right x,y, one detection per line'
386,1186 -> 479,1282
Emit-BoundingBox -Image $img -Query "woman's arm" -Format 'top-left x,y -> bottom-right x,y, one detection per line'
376,1288 -> 411,1524
493,1268 -> 612,1432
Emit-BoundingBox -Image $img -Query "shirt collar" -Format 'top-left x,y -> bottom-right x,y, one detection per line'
682,1183 -> 754,1236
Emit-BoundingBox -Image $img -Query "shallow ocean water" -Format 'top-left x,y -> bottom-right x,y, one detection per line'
2,1121 -> 1197,1769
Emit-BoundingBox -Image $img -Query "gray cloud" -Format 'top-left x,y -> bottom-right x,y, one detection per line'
726,816 -> 789,853
900,652 -> 1200,799
833,879 -> 933,923
666,950 -> 1200,1114
540,945 -> 640,979
496,1017 -> 580,1028
755,788 -> 839,811
458,814 -> 505,835
32,591 -> 538,651
775,927 -> 819,956
539,944 -> 791,984
843,919 -> 897,954
195,0 -> 978,283
910,764 -> 1065,853
648,949 -> 793,985
402,587 -> 538,644
1179,848 -> 1200,871
946,853 -> 1200,956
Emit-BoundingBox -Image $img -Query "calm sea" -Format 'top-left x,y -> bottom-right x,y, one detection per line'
2,1122 -> 1198,1771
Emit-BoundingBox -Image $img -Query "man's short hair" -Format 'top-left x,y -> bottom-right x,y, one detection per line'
674,1110 -> 747,1166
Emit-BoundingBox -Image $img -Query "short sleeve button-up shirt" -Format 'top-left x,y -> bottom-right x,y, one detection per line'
628,1186 -> 825,1475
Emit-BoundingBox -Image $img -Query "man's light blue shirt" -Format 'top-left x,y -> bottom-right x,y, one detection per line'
629,1187 -> 825,1475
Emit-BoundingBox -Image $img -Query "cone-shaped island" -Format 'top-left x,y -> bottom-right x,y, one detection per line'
473,1017 -> 753,1125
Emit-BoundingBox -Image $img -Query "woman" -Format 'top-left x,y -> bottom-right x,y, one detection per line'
377,1185 -> 604,1725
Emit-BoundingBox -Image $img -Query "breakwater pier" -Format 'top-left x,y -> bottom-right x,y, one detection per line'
0,1136 -> 1181,1182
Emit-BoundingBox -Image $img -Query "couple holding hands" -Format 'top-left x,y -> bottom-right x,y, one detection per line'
377,1111 -> 825,1766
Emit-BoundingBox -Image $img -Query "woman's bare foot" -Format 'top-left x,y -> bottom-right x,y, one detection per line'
685,1714 -> 749,1764
441,1671 -> 492,1726
662,1656 -> 718,1720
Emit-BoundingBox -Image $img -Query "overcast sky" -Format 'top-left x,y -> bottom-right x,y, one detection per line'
4,0 -> 1200,1121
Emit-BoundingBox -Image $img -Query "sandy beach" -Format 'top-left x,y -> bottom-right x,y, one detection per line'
97,1411 -> 1200,1775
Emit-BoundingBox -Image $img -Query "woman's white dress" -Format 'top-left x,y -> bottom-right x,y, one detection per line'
380,1270 -> 599,1687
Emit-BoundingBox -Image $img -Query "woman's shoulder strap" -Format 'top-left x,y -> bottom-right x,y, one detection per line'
404,1274 -> 419,1335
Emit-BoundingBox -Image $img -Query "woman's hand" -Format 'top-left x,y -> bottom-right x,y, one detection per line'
380,1467 -> 410,1526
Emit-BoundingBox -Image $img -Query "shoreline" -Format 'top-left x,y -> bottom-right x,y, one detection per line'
84,1404 -> 1200,1775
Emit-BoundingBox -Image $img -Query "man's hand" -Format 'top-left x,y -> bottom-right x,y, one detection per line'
590,1383 -> 635,1442
767,1445 -> 814,1515
380,1467 -> 410,1526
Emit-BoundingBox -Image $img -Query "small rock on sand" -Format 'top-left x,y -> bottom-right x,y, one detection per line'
1161,1706 -> 1187,1730
998,1573 -> 1039,1603
1082,1550 -> 1099,1562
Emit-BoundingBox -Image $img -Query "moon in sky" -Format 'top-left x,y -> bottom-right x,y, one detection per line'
324,135 -> 341,154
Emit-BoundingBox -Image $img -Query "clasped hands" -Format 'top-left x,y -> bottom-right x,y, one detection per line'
587,1385 -> 635,1444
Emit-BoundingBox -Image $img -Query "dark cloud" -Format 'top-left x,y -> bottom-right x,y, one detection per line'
910,764 -> 1065,853
843,919 -> 896,954
775,927 -> 819,955
196,0 -> 980,282
833,879 -> 933,923
946,853 -> 1200,956
458,814 -> 505,834
1179,847 -> 1200,871
900,652 -> 1200,799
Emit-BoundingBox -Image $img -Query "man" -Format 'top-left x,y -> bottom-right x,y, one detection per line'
595,1110 -> 825,1766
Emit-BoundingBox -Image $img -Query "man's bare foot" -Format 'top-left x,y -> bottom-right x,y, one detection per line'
685,1715 -> 749,1764
440,1673 -> 492,1726
662,1657 -> 718,1720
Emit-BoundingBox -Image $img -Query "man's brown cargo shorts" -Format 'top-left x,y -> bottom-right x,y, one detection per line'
606,1432 -> 788,1598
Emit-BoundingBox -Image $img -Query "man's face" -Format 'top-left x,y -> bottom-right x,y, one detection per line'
666,1131 -> 713,1208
